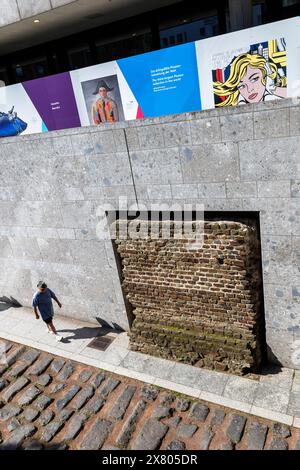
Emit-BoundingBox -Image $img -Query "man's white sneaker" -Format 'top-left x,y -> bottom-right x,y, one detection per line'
47,330 -> 54,334
55,335 -> 63,342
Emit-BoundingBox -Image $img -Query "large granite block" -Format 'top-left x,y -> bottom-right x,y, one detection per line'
180,143 -> 239,183
131,148 -> 182,185
254,108 -> 290,139
220,112 -> 253,142
239,137 -> 300,180
190,117 -> 221,144
137,125 -> 164,150
162,122 -> 191,147
86,153 -> 132,186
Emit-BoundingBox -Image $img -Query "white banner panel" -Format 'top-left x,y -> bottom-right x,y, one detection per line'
196,16 -> 300,110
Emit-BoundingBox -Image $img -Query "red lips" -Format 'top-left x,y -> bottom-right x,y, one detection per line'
248,93 -> 258,100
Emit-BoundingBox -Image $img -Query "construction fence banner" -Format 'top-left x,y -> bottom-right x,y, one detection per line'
0,16 -> 299,138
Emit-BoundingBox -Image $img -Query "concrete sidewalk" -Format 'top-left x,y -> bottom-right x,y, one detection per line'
0,306 -> 299,429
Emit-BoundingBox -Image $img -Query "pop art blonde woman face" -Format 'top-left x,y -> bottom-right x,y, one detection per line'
213,53 -> 287,107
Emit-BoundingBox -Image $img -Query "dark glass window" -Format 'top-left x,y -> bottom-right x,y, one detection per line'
253,3 -> 264,25
67,45 -> 92,70
11,56 -> 49,82
160,14 -> 219,48
35,63 -> 46,76
0,67 -> 9,85
162,37 -> 169,48
282,0 -> 300,6
177,33 -> 183,43
15,66 -> 24,78
96,31 -> 152,63
226,2 -> 265,32
212,24 -> 219,35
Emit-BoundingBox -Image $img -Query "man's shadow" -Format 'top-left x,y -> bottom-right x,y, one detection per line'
57,317 -> 124,343
0,296 -> 22,312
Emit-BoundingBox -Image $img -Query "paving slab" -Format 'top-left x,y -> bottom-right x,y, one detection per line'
253,383 -> 290,414
223,376 -> 259,404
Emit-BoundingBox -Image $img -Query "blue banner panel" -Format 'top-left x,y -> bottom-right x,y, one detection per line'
117,42 -> 201,118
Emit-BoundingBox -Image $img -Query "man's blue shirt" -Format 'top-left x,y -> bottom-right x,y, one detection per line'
32,288 -> 55,320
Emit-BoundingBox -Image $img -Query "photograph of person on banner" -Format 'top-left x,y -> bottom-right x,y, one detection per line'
91,79 -> 119,124
212,38 -> 287,107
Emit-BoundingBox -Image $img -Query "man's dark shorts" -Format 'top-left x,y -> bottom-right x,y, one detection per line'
43,317 -> 53,325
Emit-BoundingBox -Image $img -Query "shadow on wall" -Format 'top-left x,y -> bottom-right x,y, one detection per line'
263,345 -> 284,374
57,316 -> 124,343
0,296 -> 22,312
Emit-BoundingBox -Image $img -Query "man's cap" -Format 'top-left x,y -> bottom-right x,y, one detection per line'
93,79 -> 114,94
37,281 -> 47,289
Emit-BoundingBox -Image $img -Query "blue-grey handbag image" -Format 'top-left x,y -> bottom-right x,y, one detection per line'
0,106 -> 28,137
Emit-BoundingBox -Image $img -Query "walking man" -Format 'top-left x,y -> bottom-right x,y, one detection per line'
32,281 -> 63,342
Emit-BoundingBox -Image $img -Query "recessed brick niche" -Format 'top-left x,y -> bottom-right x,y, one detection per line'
113,216 -> 265,375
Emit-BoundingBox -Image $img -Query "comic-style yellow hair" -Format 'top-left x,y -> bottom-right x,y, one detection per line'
213,53 -> 283,107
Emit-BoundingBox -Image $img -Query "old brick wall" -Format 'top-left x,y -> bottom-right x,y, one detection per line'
115,220 -> 264,375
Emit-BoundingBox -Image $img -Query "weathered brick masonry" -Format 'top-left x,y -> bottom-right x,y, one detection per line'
114,220 -> 264,375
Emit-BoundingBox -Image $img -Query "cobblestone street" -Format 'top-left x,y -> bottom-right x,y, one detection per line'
1,339 -> 300,450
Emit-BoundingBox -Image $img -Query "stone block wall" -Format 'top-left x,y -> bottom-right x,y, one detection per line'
0,97 -> 299,369
114,220 -> 264,375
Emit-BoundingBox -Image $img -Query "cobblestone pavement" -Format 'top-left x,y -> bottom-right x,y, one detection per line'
0,339 -> 300,451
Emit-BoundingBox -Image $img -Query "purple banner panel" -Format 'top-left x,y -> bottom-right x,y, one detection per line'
23,72 -> 81,131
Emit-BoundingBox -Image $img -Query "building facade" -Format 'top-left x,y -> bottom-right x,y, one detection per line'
0,1 -> 300,372
0,97 -> 300,370
0,0 -> 300,86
